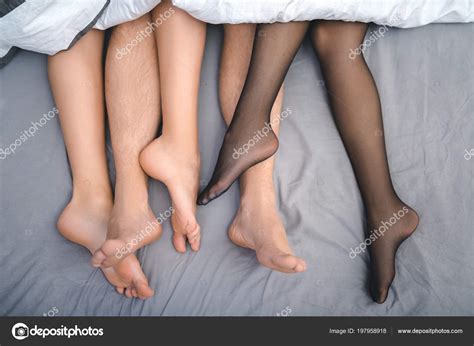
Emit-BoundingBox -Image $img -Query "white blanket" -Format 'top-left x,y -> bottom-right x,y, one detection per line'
1,0 -> 472,66
95,0 -> 162,30
173,0 -> 474,27
0,0 -> 161,63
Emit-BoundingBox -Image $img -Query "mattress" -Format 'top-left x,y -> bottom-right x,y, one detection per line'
0,23 -> 473,316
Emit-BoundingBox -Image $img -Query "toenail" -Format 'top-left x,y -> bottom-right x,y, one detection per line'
295,263 -> 306,272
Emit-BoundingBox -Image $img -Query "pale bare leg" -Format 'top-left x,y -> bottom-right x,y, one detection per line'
140,2 -> 206,253
48,29 -> 153,298
219,25 -> 307,273
91,14 -> 163,268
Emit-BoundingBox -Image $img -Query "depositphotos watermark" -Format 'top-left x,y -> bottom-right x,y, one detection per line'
464,148 -> 474,160
43,306 -> 59,317
349,206 -> 409,259
11,322 -> 103,340
115,206 -> 175,258
276,306 -> 292,317
232,108 -> 292,160
115,7 -> 175,59
349,13 -> 402,60
0,107 -> 58,160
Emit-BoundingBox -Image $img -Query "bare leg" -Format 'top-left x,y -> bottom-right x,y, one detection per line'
91,14 -> 163,269
140,2 -> 206,253
220,24 -> 306,273
48,29 -> 153,299
311,21 -> 419,303
198,21 -> 310,205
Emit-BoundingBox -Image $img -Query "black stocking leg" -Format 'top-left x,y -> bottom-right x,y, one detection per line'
311,21 -> 419,303
198,21 -> 310,205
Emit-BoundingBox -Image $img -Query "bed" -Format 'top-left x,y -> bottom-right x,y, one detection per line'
0,23 -> 473,316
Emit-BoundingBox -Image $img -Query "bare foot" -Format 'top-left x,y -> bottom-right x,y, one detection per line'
57,196 -> 154,299
367,203 -> 419,304
90,202 -> 163,268
139,136 -> 201,253
228,201 -> 306,273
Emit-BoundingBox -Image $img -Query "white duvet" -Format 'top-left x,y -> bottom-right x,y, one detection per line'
173,0 -> 474,27
0,0 -> 472,65
0,0 -> 161,62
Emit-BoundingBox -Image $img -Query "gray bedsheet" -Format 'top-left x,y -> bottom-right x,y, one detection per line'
0,24 -> 473,316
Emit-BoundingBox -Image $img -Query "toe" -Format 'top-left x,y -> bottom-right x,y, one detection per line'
372,291 -> 388,304
209,179 -> 232,201
200,179 -> 232,205
187,225 -> 201,251
91,249 -> 107,267
189,233 -> 200,252
135,280 -> 154,299
206,184 -> 221,204
268,254 -> 307,274
125,288 -> 133,298
116,287 -> 125,295
197,188 -> 210,205
197,179 -> 223,205
173,233 -> 187,253
131,288 -> 138,298
370,283 -> 389,304
294,261 -> 307,273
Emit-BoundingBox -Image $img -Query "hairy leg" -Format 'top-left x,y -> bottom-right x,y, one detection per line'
219,24 -> 306,273
198,21 -> 310,205
48,29 -> 153,299
311,21 -> 419,303
91,14 -> 163,269
140,2 -> 206,253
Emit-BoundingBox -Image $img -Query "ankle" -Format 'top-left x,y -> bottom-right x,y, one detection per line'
161,132 -> 199,151
156,134 -> 200,162
366,201 -> 415,225
114,179 -> 150,208
72,183 -> 113,207
365,195 -> 403,215
114,192 -> 150,211
240,192 -> 277,212
240,176 -> 277,203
